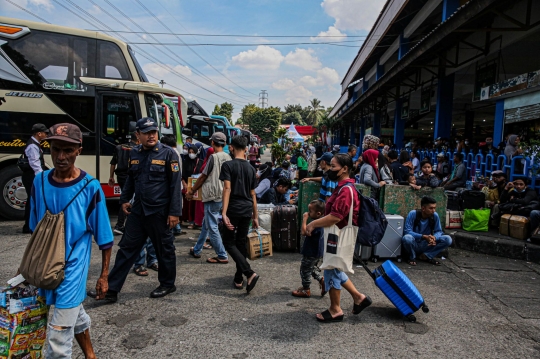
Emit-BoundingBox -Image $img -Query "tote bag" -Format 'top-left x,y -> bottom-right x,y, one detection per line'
321,186 -> 358,274
462,208 -> 490,232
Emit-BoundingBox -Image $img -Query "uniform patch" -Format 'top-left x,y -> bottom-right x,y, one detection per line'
171,162 -> 179,172
151,159 -> 165,165
130,160 -> 139,165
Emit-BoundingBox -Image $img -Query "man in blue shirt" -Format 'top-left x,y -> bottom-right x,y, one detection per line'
300,152 -> 337,202
30,123 -> 113,359
402,196 -> 452,266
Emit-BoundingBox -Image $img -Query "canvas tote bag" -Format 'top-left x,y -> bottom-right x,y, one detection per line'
321,186 -> 358,274
18,173 -> 95,290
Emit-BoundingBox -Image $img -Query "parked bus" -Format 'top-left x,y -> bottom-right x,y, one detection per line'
0,17 -> 187,219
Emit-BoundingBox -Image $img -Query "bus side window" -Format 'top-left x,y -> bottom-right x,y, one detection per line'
97,41 -> 133,80
101,95 -> 137,155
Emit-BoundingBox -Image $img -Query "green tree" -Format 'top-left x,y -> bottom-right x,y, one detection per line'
305,98 -> 325,126
282,111 -> 305,125
284,104 -> 303,114
247,106 -> 281,142
212,102 -> 234,121
212,104 -> 221,116
239,103 -> 258,127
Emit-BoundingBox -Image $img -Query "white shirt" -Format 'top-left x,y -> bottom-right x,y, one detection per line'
25,136 -> 43,175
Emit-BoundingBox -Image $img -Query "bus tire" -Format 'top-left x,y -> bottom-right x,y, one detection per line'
0,165 -> 26,220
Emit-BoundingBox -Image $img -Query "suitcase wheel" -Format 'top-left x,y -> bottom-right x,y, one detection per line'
407,314 -> 417,323
397,257 -> 402,263
421,305 -> 429,313
372,257 -> 378,263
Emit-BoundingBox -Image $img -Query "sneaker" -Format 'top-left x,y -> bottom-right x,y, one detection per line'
292,287 -> 311,298
113,226 -> 124,235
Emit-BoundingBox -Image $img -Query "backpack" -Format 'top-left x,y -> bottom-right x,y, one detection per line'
342,183 -> 388,247
18,172 -> 96,290
413,209 -> 436,235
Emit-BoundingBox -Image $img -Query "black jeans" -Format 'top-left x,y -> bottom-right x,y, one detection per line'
222,215 -> 254,283
115,178 -> 127,229
21,171 -> 35,231
108,210 -> 177,291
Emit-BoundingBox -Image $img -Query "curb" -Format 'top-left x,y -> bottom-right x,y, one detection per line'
448,231 -> 540,263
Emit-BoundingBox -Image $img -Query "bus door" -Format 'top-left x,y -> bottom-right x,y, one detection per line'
97,92 -> 140,197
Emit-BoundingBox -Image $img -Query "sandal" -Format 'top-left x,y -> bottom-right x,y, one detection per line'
316,310 -> 344,323
189,248 -> 201,258
233,281 -> 244,290
407,260 -> 417,266
206,257 -> 229,264
148,263 -> 159,271
203,244 -> 213,250
187,225 -> 195,229
352,296 -> 372,315
133,266 -> 148,276
426,258 -> 441,266
319,278 -> 327,297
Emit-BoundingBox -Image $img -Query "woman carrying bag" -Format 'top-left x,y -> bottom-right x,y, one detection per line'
306,154 -> 372,323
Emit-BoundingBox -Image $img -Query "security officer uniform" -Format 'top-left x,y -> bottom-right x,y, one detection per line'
106,117 -> 182,298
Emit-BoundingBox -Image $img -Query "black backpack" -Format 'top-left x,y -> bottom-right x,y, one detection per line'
459,190 -> 485,210
341,184 -> 388,247
413,209 -> 436,235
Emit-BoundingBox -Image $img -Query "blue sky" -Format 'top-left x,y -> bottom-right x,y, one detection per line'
1,0 -> 386,121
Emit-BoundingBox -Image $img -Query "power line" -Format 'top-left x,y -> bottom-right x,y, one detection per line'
154,0 -> 259,97
83,30 -> 365,38
4,0 -> 51,23
126,40 -> 365,46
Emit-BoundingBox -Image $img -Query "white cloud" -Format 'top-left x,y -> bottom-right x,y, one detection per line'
29,0 -> 53,11
286,85 -> 313,104
1,0 -> 53,12
231,45 -> 284,70
311,26 -> 347,42
272,78 -> 295,90
88,4 -> 101,15
298,76 -> 318,87
321,0 -> 385,32
143,63 -> 192,79
316,67 -> 340,86
284,48 -> 322,71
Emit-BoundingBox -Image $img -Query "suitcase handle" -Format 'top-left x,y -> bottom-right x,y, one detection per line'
361,260 -> 376,280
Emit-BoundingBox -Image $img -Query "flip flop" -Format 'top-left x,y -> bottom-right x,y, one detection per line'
189,248 -> 201,258
316,310 -> 344,323
407,260 -> 417,266
233,281 -> 244,290
352,296 -> 372,315
133,266 -> 148,276
203,244 -> 213,249
246,274 -> 259,294
426,258 -> 441,266
207,257 -> 229,264
148,263 -> 159,271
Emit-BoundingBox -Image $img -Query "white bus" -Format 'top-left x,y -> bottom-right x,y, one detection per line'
0,17 -> 187,219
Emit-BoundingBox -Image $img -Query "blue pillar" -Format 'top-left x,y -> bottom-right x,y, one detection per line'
398,33 -> 409,60
434,73 -> 455,140
394,99 -> 404,148
493,99 -> 504,144
376,61 -> 384,81
373,113 -> 381,137
363,80 -> 369,94
442,0 -> 459,20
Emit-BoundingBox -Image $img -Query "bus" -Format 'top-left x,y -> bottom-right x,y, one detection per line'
0,17 -> 187,220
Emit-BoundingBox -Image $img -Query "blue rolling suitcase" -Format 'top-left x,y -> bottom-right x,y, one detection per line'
363,260 -> 429,322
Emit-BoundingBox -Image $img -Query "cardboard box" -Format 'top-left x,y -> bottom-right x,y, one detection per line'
500,214 -> 530,240
187,177 -> 202,201
445,210 -> 463,229
246,229 -> 273,260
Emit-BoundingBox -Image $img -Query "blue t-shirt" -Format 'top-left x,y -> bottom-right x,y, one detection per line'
404,210 -> 443,241
30,170 -> 114,309
301,227 -> 324,258
320,172 -> 337,201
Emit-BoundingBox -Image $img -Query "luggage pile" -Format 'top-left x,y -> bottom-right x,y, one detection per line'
0,286 -> 48,359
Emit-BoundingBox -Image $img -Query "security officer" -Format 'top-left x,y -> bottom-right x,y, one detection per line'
109,122 -> 139,235
21,123 -> 49,233
89,117 -> 182,301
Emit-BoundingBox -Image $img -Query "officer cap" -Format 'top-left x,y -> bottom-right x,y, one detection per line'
136,117 -> 158,133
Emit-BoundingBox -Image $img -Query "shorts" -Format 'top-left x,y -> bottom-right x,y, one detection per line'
324,269 -> 349,291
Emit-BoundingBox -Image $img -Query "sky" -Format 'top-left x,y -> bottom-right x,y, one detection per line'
1,0 -> 387,122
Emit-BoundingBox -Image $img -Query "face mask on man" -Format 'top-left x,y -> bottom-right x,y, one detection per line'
189,153 -> 197,159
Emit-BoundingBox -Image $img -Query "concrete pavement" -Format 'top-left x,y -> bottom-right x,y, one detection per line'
1,216 -> 540,358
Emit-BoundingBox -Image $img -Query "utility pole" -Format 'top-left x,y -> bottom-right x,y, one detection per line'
259,90 -> 268,108
159,80 -> 166,88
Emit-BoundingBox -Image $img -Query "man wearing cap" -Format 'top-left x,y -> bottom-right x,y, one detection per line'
91,117 -> 182,301
301,152 -> 337,202
187,132 -> 231,263
21,123 -> 49,233
434,153 -> 450,181
29,123 -> 113,358
484,170 -> 507,208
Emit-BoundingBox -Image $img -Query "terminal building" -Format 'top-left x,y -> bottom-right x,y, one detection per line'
329,0 -> 540,151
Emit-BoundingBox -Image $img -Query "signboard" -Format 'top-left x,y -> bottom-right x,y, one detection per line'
473,63 -> 497,101
401,98 -> 410,119
478,69 -> 540,101
420,87 -> 431,114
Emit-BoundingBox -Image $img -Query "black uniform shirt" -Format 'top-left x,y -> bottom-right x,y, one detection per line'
120,142 -> 182,217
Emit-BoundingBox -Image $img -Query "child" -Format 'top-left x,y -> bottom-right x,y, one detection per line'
292,200 -> 326,298
407,173 -> 422,190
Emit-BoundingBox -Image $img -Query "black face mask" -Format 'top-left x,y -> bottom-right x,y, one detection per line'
327,169 -> 341,181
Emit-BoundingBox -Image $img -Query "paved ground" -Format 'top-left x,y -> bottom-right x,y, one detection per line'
2,215 -> 540,359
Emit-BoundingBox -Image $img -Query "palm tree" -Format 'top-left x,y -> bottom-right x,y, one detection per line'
306,98 -> 325,126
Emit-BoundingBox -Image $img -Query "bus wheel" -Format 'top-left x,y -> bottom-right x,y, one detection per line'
0,165 -> 26,220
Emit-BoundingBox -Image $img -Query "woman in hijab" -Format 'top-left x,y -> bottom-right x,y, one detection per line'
193,147 -> 215,232
362,134 -> 380,150
504,134 -> 524,173
359,149 -> 386,201
255,163 -> 273,199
